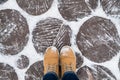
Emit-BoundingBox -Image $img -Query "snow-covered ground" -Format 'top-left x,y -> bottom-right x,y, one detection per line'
0,0 -> 120,80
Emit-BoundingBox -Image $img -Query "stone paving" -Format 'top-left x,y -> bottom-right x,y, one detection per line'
0,0 -> 120,80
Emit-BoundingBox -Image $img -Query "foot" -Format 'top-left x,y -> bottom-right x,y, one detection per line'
60,46 -> 76,77
43,46 -> 59,76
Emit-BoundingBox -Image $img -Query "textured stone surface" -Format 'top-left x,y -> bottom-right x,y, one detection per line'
0,63 -> 18,80
76,16 -> 120,63
0,0 -> 120,79
77,65 -> 116,80
16,0 -> 54,15
101,0 -> 120,15
16,55 -> 29,69
118,59 -> 120,70
93,65 -> 116,80
75,53 -> 83,68
77,66 -> 92,80
53,25 -> 72,51
88,0 -> 98,9
33,18 -> 72,54
0,9 -> 29,55
58,0 -> 91,21
0,0 -> 7,4
25,61 -> 43,80
32,18 -> 62,54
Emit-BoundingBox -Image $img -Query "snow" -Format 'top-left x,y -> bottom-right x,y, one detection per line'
45,46 -> 58,52
0,0 -> 120,80
51,46 -> 57,52
61,46 -> 71,55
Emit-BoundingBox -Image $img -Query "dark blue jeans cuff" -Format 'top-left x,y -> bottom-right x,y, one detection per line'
43,72 -> 58,80
62,71 -> 79,80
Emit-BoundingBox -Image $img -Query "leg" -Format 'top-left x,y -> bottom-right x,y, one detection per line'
60,46 -> 79,79
62,71 -> 79,80
43,72 -> 58,80
43,46 -> 59,79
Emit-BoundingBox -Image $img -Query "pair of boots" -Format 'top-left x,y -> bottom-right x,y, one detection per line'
44,46 -> 76,78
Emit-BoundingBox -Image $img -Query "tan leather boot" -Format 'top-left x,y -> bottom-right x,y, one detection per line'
60,46 -> 76,77
44,46 -> 59,76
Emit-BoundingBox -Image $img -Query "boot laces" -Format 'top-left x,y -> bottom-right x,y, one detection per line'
64,64 -> 73,72
47,64 -> 57,72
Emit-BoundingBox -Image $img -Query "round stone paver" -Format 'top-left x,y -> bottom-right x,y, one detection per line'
0,0 -> 7,4
76,16 -> 120,63
101,0 -> 120,15
77,65 -> 116,80
0,63 -> 18,80
25,61 -> 44,80
88,0 -> 98,9
118,59 -> 120,70
77,66 -> 92,80
16,0 -> 54,15
58,0 -> 91,21
53,25 -> 72,51
32,18 -> 72,54
75,53 -> 83,68
16,55 -> 29,69
0,9 -> 29,55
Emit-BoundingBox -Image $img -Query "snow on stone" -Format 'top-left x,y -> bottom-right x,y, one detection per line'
0,0 -> 120,80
